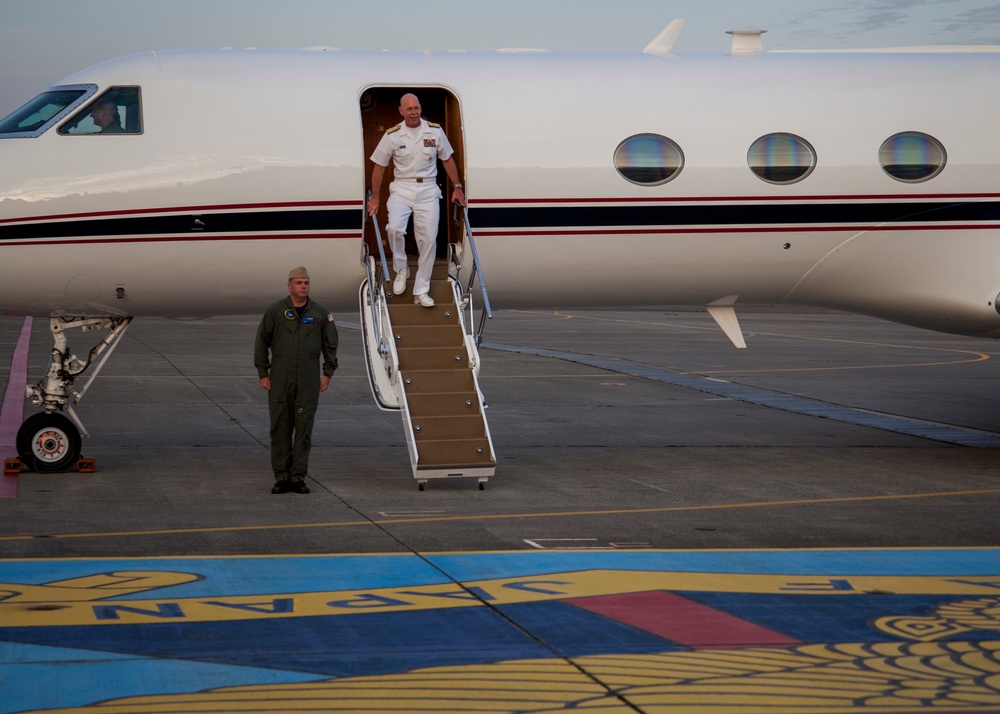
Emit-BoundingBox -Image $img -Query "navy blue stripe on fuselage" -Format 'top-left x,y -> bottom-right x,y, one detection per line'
2,200 -> 999,243
469,200 -> 1000,230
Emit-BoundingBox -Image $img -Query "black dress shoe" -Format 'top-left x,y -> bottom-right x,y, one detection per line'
271,479 -> 291,494
291,480 -> 310,494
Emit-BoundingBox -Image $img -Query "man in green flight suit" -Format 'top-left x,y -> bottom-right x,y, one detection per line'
254,266 -> 338,494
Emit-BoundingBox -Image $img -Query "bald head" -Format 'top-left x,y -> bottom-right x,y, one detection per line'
399,93 -> 422,128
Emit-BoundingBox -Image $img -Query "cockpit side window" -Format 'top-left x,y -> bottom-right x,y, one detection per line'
58,87 -> 142,135
0,85 -> 97,138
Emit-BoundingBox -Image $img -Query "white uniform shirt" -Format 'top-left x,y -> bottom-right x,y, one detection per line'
370,119 -> 454,180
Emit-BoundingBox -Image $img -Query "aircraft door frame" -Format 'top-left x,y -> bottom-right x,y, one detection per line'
359,86 -> 466,267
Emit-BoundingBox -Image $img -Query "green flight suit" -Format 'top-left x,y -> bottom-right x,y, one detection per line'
254,297 -> 338,483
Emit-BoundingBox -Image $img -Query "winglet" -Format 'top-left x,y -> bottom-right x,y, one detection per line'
706,296 -> 747,349
643,19 -> 686,56
727,29 -> 767,56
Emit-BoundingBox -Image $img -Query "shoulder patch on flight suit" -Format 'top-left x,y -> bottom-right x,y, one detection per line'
427,122 -> 441,128
386,124 -> 402,134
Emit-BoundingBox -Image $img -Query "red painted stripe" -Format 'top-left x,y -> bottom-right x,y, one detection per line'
470,192 -> 1000,205
566,590 -> 801,649
0,316 -> 32,498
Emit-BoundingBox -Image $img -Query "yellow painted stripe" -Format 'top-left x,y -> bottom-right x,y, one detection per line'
1,488 -> 999,543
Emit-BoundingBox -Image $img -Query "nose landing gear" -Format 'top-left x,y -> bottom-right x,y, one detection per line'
13,313 -> 132,473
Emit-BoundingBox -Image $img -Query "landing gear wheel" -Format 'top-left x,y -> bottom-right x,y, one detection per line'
16,413 -> 82,473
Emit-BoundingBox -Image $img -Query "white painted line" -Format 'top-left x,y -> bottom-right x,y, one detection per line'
628,479 -> 672,493
377,511 -> 449,517
523,538 -> 606,550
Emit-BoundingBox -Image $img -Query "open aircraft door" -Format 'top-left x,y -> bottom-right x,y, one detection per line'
359,86 -> 466,264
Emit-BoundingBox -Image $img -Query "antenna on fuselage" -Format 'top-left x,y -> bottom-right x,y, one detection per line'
643,19 -> 686,56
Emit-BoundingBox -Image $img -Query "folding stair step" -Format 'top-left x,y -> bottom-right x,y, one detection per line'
387,280 -> 453,305
397,347 -> 469,371
415,438 -> 495,470
401,369 -> 476,393
406,391 -> 483,416
392,324 -> 463,348
411,414 -> 488,440
388,304 -> 460,326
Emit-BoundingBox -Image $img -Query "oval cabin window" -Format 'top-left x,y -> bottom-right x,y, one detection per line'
748,133 -> 816,184
879,132 -> 946,183
614,134 -> 684,186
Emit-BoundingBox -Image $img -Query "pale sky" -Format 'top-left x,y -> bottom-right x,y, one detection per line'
2,0 -> 1000,115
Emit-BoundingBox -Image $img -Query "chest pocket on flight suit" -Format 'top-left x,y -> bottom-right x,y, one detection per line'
304,323 -> 320,359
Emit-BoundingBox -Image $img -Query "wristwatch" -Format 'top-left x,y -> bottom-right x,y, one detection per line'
454,183 -> 463,190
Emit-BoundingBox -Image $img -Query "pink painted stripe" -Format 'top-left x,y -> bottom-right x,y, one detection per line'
566,590 -> 801,649
1,316 -> 32,497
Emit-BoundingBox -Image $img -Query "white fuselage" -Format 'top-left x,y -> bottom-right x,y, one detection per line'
1,48 -> 999,337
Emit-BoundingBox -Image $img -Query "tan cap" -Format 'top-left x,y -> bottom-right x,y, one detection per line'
288,266 -> 309,280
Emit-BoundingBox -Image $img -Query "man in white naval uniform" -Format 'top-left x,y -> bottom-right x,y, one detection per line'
367,93 -> 466,307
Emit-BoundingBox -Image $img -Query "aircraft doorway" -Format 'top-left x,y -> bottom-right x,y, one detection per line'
359,87 -> 466,268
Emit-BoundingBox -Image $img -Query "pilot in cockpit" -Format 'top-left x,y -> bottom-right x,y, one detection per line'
90,101 -> 124,134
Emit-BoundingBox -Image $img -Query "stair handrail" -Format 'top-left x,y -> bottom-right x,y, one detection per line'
365,190 -> 393,357
455,201 -> 493,346
367,190 -> 392,289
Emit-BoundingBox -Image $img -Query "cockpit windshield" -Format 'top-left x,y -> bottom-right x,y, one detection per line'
0,85 -> 96,138
59,87 -> 142,135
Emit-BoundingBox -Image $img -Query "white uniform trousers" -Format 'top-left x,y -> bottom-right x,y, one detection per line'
386,180 -> 441,297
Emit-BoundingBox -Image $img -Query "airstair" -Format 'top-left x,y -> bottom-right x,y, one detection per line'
359,203 -> 495,490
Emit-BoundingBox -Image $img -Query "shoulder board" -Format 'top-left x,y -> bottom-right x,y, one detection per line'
427,122 -> 441,128
386,124 -> 402,134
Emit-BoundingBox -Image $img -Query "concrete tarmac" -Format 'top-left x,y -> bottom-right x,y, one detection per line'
2,306 -> 999,556
2,307 -> 1000,713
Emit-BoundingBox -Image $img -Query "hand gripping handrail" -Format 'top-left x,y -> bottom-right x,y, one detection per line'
365,190 -> 392,356
367,190 -> 392,289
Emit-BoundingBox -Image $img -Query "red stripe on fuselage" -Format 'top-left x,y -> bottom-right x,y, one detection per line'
0,232 -> 363,247
469,192 -> 1000,205
474,223 -> 1000,237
